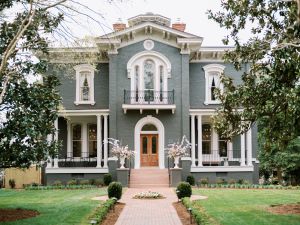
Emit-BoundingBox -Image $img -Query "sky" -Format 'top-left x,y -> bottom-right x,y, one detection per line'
61,0 -> 250,46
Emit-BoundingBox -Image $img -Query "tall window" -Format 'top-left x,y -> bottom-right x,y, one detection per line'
202,124 -> 211,154
88,124 -> 97,157
72,124 -> 82,157
218,135 -> 228,157
203,64 -> 225,105
74,64 -> 95,105
80,71 -> 91,101
144,60 -> 155,102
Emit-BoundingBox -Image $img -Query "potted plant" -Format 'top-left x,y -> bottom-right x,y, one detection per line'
107,138 -> 135,169
166,136 -> 191,168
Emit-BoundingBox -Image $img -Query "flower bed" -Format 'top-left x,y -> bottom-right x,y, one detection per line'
133,191 -> 165,199
25,184 -> 98,190
196,183 -> 300,190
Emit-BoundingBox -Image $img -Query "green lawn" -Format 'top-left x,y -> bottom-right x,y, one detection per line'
193,188 -> 300,225
0,188 -> 106,225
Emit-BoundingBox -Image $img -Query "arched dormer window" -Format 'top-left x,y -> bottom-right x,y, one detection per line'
127,51 -> 171,104
74,64 -> 95,105
203,64 -> 225,105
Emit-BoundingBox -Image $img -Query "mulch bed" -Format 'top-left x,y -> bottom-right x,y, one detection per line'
100,202 -> 125,225
268,203 -> 300,215
0,208 -> 40,222
173,202 -> 197,225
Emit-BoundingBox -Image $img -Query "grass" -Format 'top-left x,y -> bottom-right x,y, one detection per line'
0,188 -> 107,225
192,188 -> 300,225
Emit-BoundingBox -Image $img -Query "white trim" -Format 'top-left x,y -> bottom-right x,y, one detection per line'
122,104 -> 176,114
191,166 -> 254,172
134,115 -> 165,169
127,50 -> 171,78
73,64 -> 95,105
45,167 -> 108,174
203,64 -> 225,105
58,109 -> 109,117
140,131 -> 159,134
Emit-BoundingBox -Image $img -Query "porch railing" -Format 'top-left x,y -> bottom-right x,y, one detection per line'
124,90 -> 175,105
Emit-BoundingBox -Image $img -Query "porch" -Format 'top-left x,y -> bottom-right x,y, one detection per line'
45,110 -> 109,174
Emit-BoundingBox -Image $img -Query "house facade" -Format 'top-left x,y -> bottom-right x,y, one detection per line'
45,13 -> 259,185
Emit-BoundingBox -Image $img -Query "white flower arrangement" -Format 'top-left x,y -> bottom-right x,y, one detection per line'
166,135 -> 191,158
106,138 -> 135,159
133,191 -> 164,199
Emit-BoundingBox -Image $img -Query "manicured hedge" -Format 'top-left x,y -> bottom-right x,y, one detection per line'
25,184 -> 97,190
88,198 -> 116,224
196,183 -> 300,190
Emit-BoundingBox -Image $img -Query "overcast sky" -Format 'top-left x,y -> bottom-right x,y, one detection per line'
63,0 -> 250,46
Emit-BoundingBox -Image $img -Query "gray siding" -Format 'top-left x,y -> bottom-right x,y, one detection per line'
50,63 -> 109,110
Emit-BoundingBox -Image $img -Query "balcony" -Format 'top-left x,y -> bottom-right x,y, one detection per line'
122,90 -> 176,114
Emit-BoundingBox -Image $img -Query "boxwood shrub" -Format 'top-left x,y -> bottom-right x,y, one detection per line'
103,174 -> 112,186
186,175 -> 195,186
176,182 -> 192,199
107,182 -> 122,200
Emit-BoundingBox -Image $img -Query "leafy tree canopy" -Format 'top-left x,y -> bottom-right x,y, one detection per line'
0,0 -> 64,168
208,0 -> 300,151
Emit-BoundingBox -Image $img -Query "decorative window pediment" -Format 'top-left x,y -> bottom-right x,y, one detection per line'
203,64 -> 225,105
74,64 -> 95,105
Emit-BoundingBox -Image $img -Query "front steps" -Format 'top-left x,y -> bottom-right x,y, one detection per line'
129,168 -> 169,188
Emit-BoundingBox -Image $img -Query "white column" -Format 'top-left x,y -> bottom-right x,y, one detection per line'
103,115 -> 108,168
197,115 -> 202,167
96,115 -> 102,168
212,127 -> 218,161
53,118 -> 59,168
46,134 -> 53,168
67,121 -> 72,158
82,122 -> 88,157
246,129 -> 253,166
228,140 -> 233,160
240,133 -> 246,166
191,115 -> 196,167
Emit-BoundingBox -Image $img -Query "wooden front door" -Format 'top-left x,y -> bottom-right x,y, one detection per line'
140,134 -> 158,167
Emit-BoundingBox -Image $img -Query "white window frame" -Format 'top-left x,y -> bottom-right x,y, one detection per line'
203,64 -> 225,105
74,64 -> 95,105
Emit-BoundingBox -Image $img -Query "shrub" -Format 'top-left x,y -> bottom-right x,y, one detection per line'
9,179 -> 16,189
67,179 -> 77,186
79,179 -> 90,185
53,180 -> 63,186
94,179 -> 104,187
216,178 -> 227,185
89,179 -> 96,185
243,180 -> 250,185
228,179 -> 236,184
200,178 -> 209,185
176,182 -> 192,199
186,175 -> 195,186
31,182 -> 39,187
271,177 -> 279,185
107,182 -> 122,200
88,199 -> 115,225
237,179 -> 244,184
103,174 -> 112,186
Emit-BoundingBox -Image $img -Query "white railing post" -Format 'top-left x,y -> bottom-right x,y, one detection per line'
246,128 -> 253,166
191,115 -> 196,167
103,115 -> 108,168
240,133 -> 246,166
96,115 -> 102,168
197,115 -> 203,167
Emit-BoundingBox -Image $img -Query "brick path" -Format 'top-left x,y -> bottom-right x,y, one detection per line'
115,188 -> 182,225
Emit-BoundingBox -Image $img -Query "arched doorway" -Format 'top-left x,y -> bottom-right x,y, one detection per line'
134,116 -> 165,169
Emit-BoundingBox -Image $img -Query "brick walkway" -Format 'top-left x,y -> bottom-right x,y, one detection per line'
115,188 -> 182,225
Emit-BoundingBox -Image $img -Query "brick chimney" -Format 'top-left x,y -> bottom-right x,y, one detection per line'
172,18 -> 186,32
113,19 -> 126,31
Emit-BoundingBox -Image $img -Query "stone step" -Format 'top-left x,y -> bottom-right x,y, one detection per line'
129,168 -> 169,188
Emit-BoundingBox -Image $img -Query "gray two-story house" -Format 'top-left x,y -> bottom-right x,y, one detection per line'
45,13 -> 259,185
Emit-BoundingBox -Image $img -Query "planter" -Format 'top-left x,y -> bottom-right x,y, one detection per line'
120,156 -> 126,169
174,156 -> 180,168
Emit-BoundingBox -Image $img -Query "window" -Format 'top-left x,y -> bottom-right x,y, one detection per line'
127,51 -> 172,104
218,135 -> 228,157
72,124 -> 82,157
202,124 -> 211,154
74,64 -> 95,105
203,64 -> 225,105
88,124 -> 97,157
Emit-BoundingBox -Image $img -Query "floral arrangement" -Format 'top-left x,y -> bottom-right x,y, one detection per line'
133,191 -> 164,199
106,138 -> 135,159
166,135 -> 191,158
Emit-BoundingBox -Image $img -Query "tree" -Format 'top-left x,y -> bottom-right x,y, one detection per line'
0,0 -> 65,168
208,0 -> 300,151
